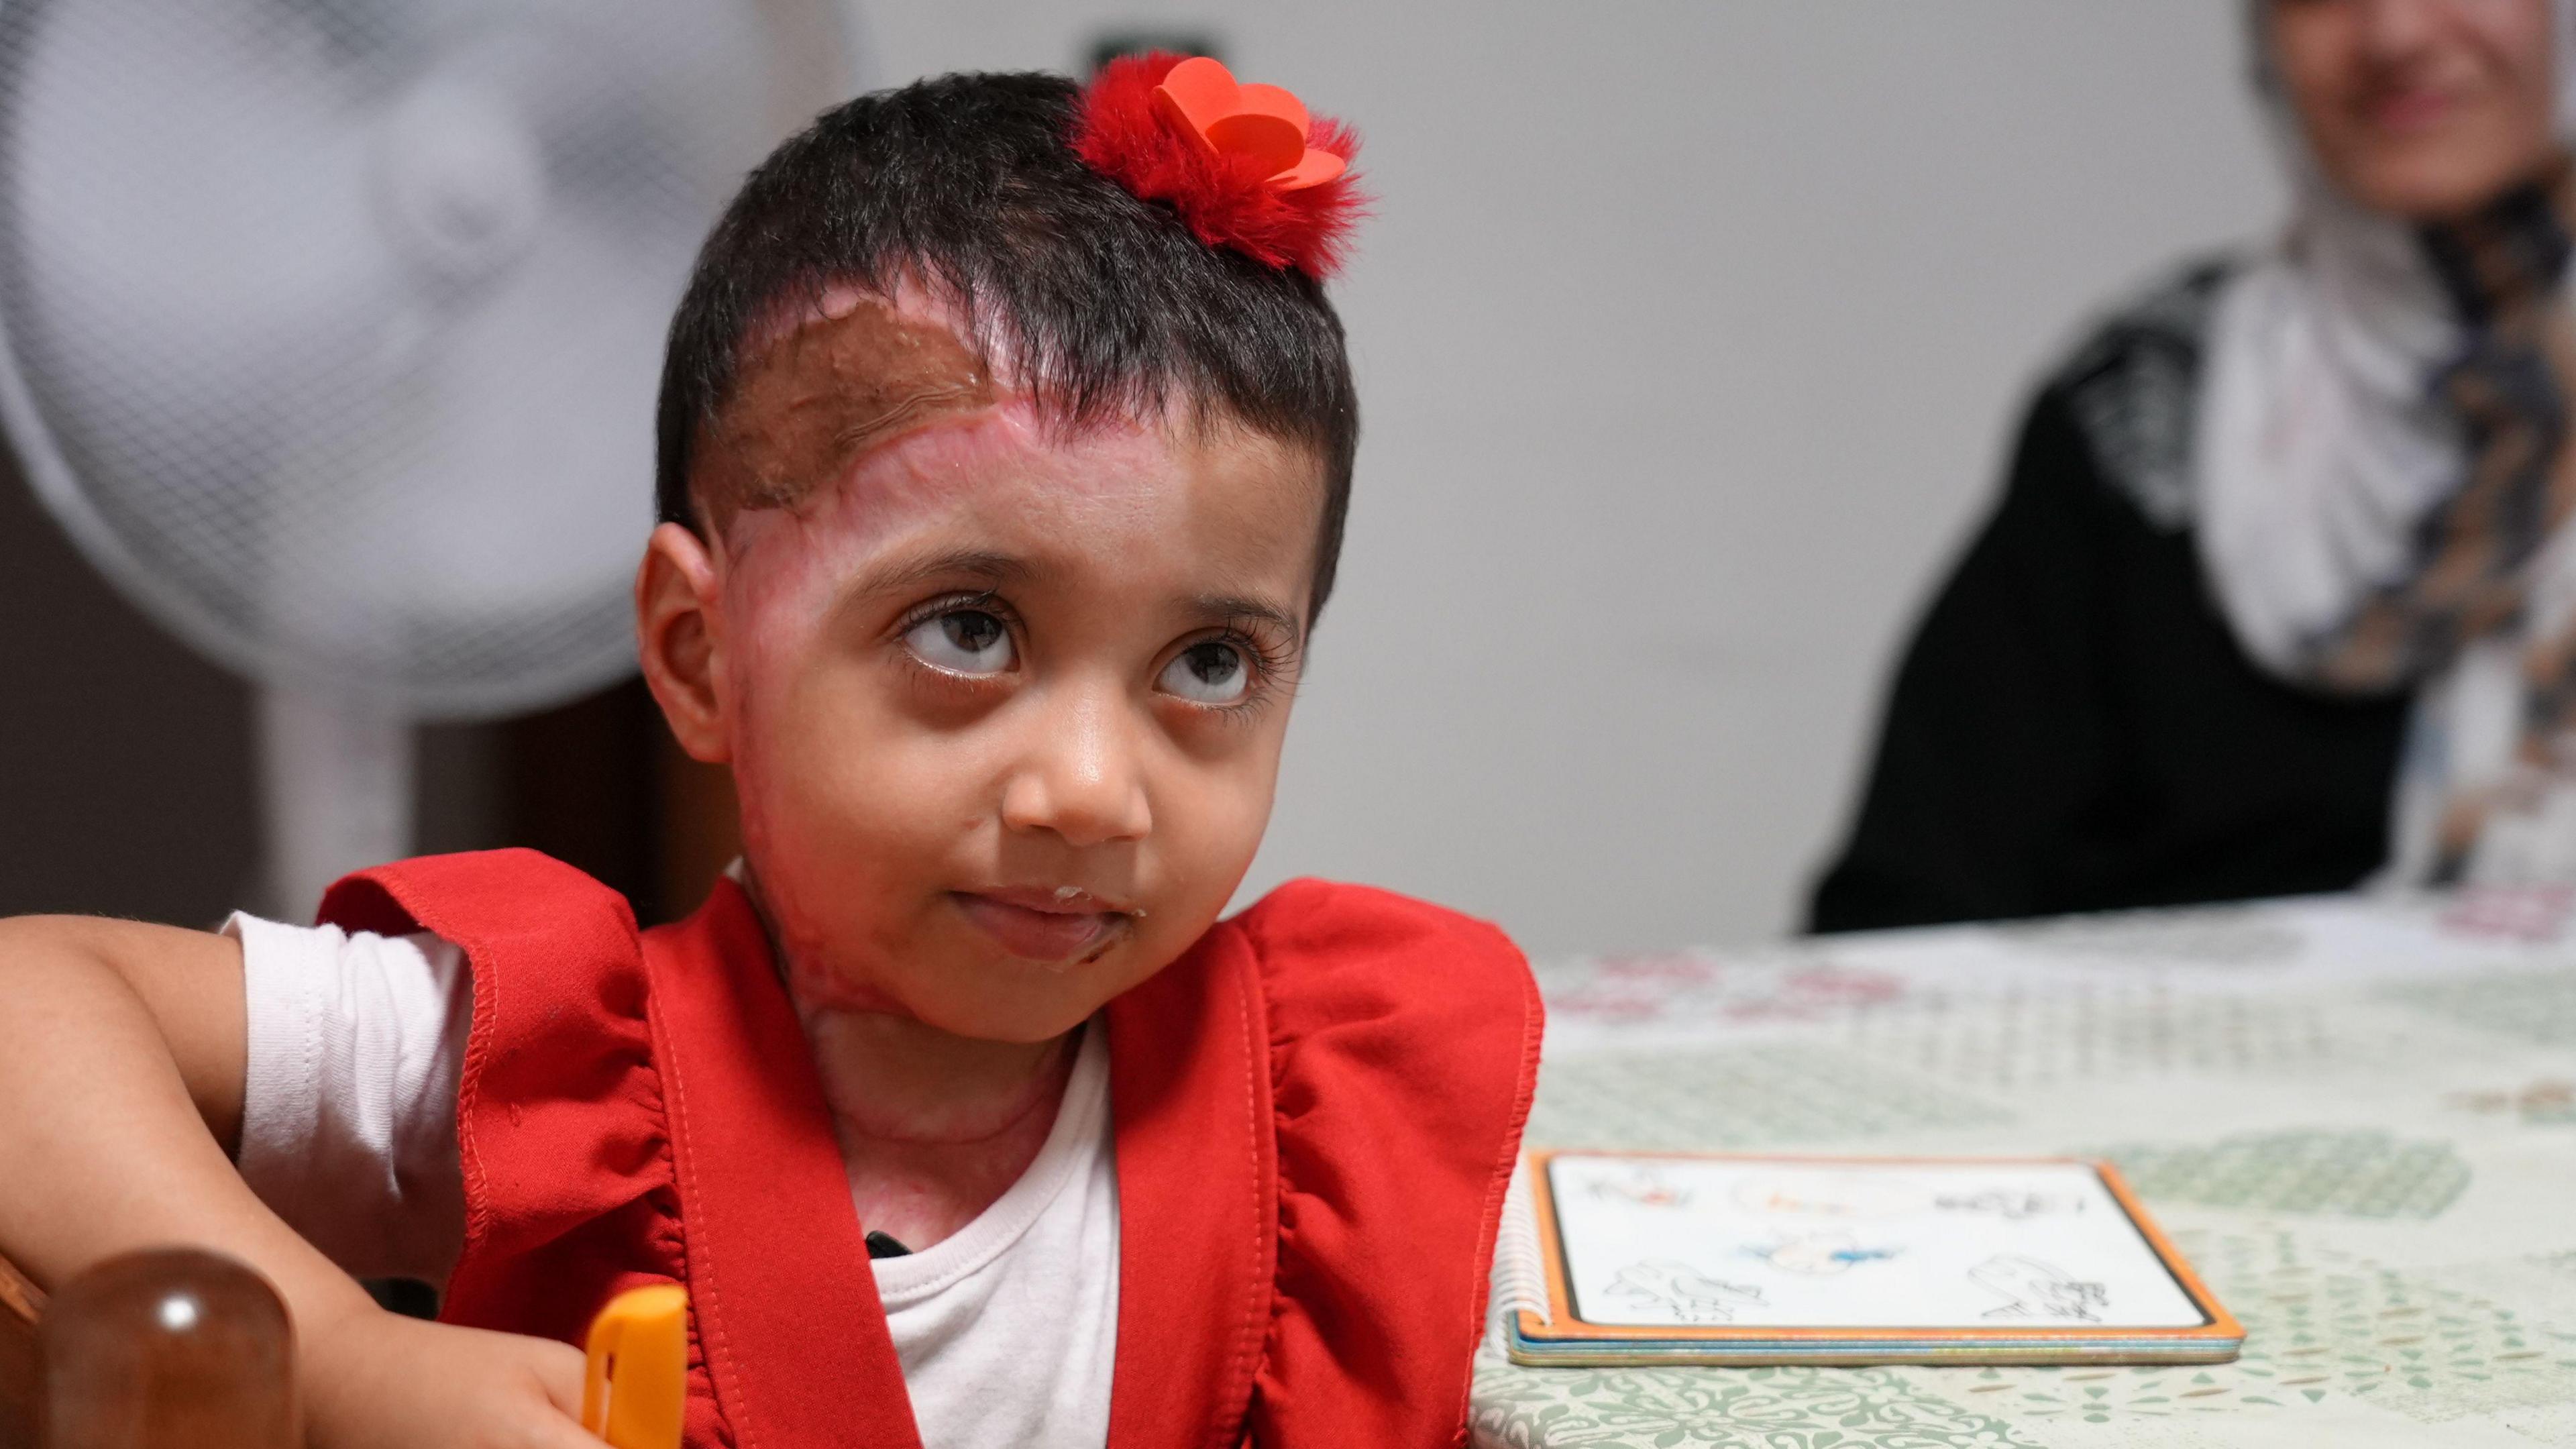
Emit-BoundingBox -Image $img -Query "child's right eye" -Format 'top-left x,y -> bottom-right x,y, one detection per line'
903,608 -> 1016,676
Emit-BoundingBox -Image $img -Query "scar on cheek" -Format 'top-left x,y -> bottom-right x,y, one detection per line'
694,290 -> 997,531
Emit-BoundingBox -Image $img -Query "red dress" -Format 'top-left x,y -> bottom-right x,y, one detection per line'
319,850 -> 1542,1448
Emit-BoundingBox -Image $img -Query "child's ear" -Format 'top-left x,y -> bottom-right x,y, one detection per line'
636,522 -> 732,764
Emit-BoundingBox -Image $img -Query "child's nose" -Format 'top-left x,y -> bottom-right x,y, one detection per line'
998,686 -> 1153,847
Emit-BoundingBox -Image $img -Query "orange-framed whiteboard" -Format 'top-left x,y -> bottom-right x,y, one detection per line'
1505,1150 -> 2242,1367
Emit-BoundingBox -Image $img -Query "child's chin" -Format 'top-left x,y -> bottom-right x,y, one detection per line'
910,947 -> 1135,1039
920,990 -> 1106,1046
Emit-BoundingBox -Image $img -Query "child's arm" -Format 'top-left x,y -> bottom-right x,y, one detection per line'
0,916 -> 598,1448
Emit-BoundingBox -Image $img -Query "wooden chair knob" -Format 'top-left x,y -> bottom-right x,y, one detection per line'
38,1248 -> 295,1449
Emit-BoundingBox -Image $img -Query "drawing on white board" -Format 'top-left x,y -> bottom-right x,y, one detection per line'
1970,1255 -> 2108,1322
1605,1259 -> 1766,1324
1731,1175 -> 1922,1220
1745,1229 -> 1904,1277
1587,1167 -> 1692,1209
1934,1189 -> 2084,1220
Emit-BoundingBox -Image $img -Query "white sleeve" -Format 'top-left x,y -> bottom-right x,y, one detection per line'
222,912 -> 472,1287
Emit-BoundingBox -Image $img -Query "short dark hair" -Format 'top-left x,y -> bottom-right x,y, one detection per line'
654,70 -> 1360,620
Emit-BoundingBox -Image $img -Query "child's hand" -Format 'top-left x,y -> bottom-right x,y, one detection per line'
301,1306 -> 600,1449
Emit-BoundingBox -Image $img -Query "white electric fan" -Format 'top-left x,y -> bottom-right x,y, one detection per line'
0,0 -> 856,914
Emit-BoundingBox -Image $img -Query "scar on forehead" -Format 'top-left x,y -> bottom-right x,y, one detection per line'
693,288 -> 997,535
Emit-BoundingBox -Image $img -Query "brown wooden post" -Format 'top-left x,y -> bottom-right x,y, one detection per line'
39,1248 -> 295,1449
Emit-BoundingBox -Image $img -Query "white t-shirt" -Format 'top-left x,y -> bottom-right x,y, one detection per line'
222,912 -> 1120,1449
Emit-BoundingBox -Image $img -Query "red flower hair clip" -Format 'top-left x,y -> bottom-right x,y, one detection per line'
1073,53 -> 1365,280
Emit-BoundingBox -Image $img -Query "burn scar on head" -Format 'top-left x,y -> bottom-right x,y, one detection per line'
692,284 -> 997,537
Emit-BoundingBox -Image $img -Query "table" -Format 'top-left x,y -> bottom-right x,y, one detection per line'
1469,888 -> 2576,1448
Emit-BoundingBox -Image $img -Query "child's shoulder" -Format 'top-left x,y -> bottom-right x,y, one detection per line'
321,847 -> 640,951
1214,877 -> 1540,1043
1184,880 -> 1540,1446
1227,874 -> 1523,969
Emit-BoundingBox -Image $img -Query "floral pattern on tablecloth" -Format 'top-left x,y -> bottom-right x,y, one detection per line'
1525,1044 -> 2012,1153
1876,1228 -> 2576,1426
1537,950 -> 1919,1036
1473,1224 -> 2576,1445
1470,1358 -> 2047,1449
1987,907 -> 2306,965
2088,1130 -> 2472,1219
1833,989 -> 2361,1094
1479,892 -> 2576,1447
2383,969 -> 2576,1045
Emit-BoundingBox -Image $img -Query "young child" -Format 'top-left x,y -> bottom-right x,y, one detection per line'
0,58 -> 1540,1449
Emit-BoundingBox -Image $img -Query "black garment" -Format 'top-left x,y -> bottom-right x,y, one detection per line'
1808,381 -> 2410,933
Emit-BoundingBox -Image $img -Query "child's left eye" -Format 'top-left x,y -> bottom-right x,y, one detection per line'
904,608 -> 1016,676
1160,641 -> 1250,704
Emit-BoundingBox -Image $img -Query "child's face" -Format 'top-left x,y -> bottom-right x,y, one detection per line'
638,292 -> 1323,1043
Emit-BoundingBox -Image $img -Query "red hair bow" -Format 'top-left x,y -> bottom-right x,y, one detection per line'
1074,53 -> 1365,280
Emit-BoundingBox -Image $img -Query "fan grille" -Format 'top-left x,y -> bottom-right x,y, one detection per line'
0,0 -> 843,716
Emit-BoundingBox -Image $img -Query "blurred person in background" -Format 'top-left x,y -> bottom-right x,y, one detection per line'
1813,0 -> 2576,930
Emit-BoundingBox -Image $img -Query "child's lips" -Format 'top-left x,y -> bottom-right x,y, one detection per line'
951,889 -> 1134,967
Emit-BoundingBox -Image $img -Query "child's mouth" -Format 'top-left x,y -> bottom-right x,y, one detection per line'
950,889 -> 1135,969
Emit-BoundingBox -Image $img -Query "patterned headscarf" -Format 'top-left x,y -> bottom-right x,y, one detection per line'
2198,0 -> 2576,884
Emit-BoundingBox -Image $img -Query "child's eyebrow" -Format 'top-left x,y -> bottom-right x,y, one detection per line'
1193,594 -> 1305,647
837,547 -> 1303,647
845,547 -> 1030,602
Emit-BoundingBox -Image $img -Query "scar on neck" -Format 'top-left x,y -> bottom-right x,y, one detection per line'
694,290 -> 996,534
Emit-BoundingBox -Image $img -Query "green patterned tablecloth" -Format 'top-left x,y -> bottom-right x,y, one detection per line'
1470,890 -> 2576,1448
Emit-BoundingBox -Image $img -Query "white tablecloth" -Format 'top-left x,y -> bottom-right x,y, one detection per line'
1470,889 -> 2576,1448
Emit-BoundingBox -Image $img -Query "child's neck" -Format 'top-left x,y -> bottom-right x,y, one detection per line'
740,864 -> 1085,1251
797,1006 -> 1081,1255
798,1006 -> 1077,1145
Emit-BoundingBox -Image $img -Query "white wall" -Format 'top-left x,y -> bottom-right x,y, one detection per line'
863,3 -> 2288,958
